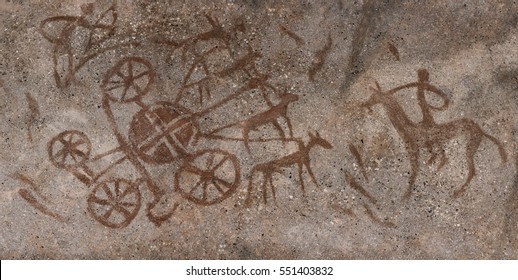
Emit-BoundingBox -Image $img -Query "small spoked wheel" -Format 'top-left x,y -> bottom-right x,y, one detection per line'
101,57 -> 155,103
175,150 -> 240,205
48,130 -> 91,169
87,179 -> 141,228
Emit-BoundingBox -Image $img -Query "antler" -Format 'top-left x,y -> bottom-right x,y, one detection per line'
308,131 -> 323,139
368,80 -> 382,93
361,81 -> 383,112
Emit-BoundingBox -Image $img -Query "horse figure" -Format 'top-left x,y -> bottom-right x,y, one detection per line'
245,132 -> 333,205
362,81 -> 507,198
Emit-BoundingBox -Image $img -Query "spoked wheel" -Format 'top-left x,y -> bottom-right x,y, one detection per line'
87,179 -> 141,228
129,101 -> 199,164
101,57 -> 155,103
48,130 -> 91,169
175,150 -> 240,205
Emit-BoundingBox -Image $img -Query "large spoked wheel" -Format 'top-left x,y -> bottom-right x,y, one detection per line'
128,101 -> 199,164
175,150 -> 240,205
48,130 -> 91,169
87,179 -> 141,228
101,57 -> 155,103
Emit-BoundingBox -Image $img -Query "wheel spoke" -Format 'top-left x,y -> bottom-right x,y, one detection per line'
128,61 -> 134,79
204,86 -> 212,99
59,138 -> 69,146
69,151 -> 78,161
201,181 -> 208,201
108,76 -> 123,84
105,84 -> 125,92
215,178 -> 232,189
60,149 -> 69,163
210,156 -> 228,173
102,206 -> 115,219
90,196 -> 111,206
182,163 -> 205,176
198,86 -> 203,104
53,147 -> 67,160
134,71 -> 150,80
132,83 -> 143,96
212,180 -> 225,194
120,85 -> 131,101
116,70 -> 126,79
188,179 -> 204,195
113,204 -> 132,218
71,148 -> 86,160
120,201 -> 137,207
205,153 -> 215,169
71,139 -> 86,147
114,180 -> 121,197
102,184 -> 114,200
120,185 -> 136,198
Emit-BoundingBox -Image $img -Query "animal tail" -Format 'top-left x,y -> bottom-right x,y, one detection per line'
207,121 -> 242,136
483,132 -> 507,163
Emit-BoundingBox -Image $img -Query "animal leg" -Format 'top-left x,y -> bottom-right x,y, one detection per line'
269,173 -> 277,206
262,172 -> 269,204
259,85 -> 274,107
284,115 -> 294,138
454,135 -> 481,197
297,162 -> 306,196
245,169 -> 257,207
403,144 -> 419,200
304,158 -> 320,189
483,132 -> 508,163
243,127 -> 252,153
272,120 -> 286,140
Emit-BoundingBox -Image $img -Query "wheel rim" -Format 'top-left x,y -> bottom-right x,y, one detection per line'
175,150 -> 240,205
48,130 -> 91,169
87,179 -> 141,228
101,57 -> 155,103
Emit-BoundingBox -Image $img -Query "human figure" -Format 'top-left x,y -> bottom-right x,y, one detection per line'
386,69 -> 450,126
362,72 -> 507,198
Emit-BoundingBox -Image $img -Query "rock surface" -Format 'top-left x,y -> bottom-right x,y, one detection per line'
1,0 -> 517,259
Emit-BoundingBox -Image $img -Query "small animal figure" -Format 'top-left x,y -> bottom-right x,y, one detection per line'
246,132 -> 333,205
240,90 -> 299,152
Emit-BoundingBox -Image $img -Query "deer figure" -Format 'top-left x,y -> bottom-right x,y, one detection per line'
179,15 -> 245,63
362,81 -> 507,198
239,90 -> 299,152
216,46 -> 263,79
181,47 -> 264,104
245,132 -> 333,205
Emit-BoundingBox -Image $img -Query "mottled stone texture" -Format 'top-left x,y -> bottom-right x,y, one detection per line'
1,0 -> 518,259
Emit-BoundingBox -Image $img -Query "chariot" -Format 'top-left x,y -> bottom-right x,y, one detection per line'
48,53 -> 299,228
